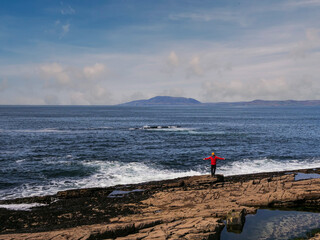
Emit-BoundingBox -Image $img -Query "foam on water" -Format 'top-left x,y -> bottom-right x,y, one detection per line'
0,161 -> 205,200
14,128 -> 67,133
220,157 -> 320,176
130,125 -> 196,133
2,127 -> 113,134
0,203 -> 47,211
130,126 -> 241,136
1,158 -> 320,200
82,160 -> 205,187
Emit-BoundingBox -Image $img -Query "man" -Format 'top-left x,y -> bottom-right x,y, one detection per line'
203,152 -> 225,176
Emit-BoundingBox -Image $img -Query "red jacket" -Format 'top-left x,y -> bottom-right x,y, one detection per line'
204,156 -> 225,165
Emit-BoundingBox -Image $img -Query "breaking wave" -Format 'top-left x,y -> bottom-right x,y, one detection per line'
1,157 -> 320,200
220,158 -> 320,176
0,161 -> 204,200
0,203 -> 47,211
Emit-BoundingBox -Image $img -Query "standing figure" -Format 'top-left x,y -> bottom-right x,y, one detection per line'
203,152 -> 225,176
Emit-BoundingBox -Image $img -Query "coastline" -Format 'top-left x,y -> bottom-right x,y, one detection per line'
1,168 -> 320,239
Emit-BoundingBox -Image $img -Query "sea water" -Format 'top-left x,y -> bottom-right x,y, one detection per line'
221,209 -> 320,240
0,105 -> 320,199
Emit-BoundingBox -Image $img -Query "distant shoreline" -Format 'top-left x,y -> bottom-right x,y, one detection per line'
121,96 -> 320,106
1,98 -> 320,107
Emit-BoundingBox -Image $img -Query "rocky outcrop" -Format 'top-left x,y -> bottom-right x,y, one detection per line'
226,209 -> 246,233
1,168 -> 320,239
311,233 -> 320,240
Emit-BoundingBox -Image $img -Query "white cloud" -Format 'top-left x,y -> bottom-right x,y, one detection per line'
62,24 -> 70,35
44,94 -> 60,105
306,28 -> 320,41
200,53 -> 320,102
285,0 -> 320,8
169,10 -> 249,26
83,63 -> 106,79
48,20 -> 70,38
187,56 -> 203,77
70,92 -> 88,105
162,51 -> 180,73
202,77 -> 291,102
120,92 -> 150,104
60,5 -> 75,15
290,28 -> 320,59
168,51 -> 179,67
38,62 -> 111,105
2,20 -> 320,105
159,88 -> 185,97
0,79 -> 8,92
40,63 -> 71,86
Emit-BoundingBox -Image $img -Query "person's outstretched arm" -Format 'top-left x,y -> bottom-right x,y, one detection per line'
215,156 -> 225,160
203,157 -> 211,160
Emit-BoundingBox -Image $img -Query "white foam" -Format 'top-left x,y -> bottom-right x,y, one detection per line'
81,160 -> 205,187
0,161 -> 205,200
0,203 -> 47,211
16,159 -> 26,163
13,128 -> 67,133
145,127 -> 196,133
87,127 -> 112,130
219,158 -> 320,176
188,130 -> 227,135
2,158 -> 320,200
133,126 -> 228,135
129,125 -> 198,133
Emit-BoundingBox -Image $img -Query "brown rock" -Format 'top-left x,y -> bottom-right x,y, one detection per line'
1,169 -> 320,239
226,209 -> 246,233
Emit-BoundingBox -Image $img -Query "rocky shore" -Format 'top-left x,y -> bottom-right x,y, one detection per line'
1,168 -> 320,239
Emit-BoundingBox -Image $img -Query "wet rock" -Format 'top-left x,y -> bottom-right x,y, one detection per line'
56,188 -> 112,199
1,168 -> 320,239
226,209 -> 246,233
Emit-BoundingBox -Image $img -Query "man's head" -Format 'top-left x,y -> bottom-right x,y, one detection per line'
212,152 -> 215,156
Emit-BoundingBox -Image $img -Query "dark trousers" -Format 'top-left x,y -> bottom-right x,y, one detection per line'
211,165 -> 216,176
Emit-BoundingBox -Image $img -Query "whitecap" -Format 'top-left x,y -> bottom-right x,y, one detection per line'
0,203 -> 47,211
12,128 -> 68,133
0,161 -> 205,200
219,158 -> 320,176
2,158 -> 320,200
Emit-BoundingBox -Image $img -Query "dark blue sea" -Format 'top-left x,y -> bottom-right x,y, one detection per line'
1,106 -> 320,200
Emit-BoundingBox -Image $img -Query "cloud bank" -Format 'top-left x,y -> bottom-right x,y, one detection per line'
0,1 -> 320,104
39,63 -> 111,105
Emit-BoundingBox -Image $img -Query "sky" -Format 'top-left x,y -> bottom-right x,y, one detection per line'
0,0 -> 320,105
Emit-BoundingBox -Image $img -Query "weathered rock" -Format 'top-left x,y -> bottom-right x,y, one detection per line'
226,209 -> 246,233
1,169 -> 320,239
310,233 -> 320,240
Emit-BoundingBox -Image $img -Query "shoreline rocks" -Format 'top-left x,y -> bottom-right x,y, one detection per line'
1,168 -> 320,239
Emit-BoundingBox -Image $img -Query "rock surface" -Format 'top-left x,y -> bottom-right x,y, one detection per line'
1,169 -> 320,239
226,209 -> 246,233
311,233 -> 320,240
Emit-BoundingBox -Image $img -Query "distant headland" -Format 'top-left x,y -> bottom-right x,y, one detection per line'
120,96 -> 201,106
120,96 -> 320,106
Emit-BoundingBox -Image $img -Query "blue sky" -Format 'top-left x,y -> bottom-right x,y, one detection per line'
0,0 -> 320,104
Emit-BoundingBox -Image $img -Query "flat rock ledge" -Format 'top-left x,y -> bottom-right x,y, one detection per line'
1,168 -> 320,239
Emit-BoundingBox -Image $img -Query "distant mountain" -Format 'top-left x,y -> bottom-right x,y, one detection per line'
120,97 -> 320,107
206,99 -> 320,106
120,96 -> 202,106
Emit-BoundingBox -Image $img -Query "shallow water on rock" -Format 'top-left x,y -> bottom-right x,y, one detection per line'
295,172 -> 320,181
108,189 -> 144,198
221,209 -> 320,240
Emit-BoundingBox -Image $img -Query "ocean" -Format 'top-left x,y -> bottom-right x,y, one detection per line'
0,105 -> 320,200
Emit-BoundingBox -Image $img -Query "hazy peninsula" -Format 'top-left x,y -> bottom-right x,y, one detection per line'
120,96 -> 320,107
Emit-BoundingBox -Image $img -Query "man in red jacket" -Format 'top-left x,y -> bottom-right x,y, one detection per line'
203,152 -> 225,176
